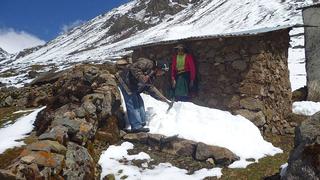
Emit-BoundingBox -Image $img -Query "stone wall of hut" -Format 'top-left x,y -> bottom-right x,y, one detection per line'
132,29 -> 292,134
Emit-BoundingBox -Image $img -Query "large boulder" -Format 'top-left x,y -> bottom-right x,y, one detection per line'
195,142 -> 239,166
1,64 -> 123,179
123,133 -> 238,166
63,142 -> 95,179
282,112 -> 320,179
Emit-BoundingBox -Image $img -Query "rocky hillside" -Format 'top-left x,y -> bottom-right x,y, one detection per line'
0,0 -> 313,88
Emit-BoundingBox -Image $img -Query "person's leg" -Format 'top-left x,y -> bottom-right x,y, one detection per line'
120,87 -> 143,130
174,73 -> 190,101
137,93 -> 146,125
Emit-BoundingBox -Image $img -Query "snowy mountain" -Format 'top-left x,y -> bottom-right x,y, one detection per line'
0,48 -> 10,62
0,0 -> 313,88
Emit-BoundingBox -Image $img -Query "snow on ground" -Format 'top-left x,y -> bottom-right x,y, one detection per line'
292,101 -> 320,116
0,107 -> 45,154
98,141 -> 222,180
140,94 -> 282,168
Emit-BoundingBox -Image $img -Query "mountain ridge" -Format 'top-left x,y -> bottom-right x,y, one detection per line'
0,0 -> 313,87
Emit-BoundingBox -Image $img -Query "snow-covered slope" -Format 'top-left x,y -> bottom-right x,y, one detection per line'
0,0 -> 313,88
0,48 -> 11,62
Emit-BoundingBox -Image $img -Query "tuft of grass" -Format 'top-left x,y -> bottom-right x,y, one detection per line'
220,134 -> 294,179
0,107 -> 20,128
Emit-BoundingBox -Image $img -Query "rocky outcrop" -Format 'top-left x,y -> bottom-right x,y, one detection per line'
123,133 -> 239,166
282,112 -> 320,179
0,84 -> 53,108
0,64 -> 123,179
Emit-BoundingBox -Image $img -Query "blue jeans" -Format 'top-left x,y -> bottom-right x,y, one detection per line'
119,86 -> 146,130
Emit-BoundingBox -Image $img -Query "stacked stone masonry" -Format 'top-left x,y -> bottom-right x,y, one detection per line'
132,29 -> 292,134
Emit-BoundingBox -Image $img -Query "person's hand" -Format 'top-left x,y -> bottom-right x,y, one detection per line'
142,75 -> 149,83
172,79 -> 176,88
189,80 -> 194,88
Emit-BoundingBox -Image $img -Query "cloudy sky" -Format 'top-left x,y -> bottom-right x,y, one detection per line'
0,0 -> 129,53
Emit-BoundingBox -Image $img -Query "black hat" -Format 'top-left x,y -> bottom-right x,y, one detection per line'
155,61 -> 169,71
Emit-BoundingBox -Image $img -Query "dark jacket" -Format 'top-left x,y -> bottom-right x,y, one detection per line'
116,58 -> 163,100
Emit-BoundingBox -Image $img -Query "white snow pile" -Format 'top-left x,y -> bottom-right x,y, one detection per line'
0,107 -> 45,154
98,141 -> 222,180
140,94 -> 282,168
292,101 -> 320,116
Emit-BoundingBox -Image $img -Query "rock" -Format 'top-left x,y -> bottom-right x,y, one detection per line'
95,131 -> 116,144
282,112 -> 320,179
27,140 -> 67,154
1,64 -> 122,179
51,115 -> 81,134
19,163 -> 43,180
195,142 -> 239,166
119,130 -> 127,138
147,134 -> 164,149
29,70 -> 66,86
239,83 -> 265,96
63,142 -> 95,179
28,70 -> 39,78
235,109 -> 266,127
4,96 -> 13,106
82,100 -> 97,115
284,127 -> 295,135
73,120 -> 95,144
20,150 -> 64,168
240,97 -> 264,111
0,169 -> 16,180
161,139 -> 196,157
123,132 -> 149,143
292,86 -> 307,102
103,174 -> 116,180
232,60 -> 247,71
38,125 -> 69,145
75,107 -> 86,118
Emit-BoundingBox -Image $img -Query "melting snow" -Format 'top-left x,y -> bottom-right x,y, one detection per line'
98,141 -> 222,180
0,107 -> 45,154
293,101 -> 320,116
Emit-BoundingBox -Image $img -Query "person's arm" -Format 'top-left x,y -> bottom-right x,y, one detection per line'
145,85 -> 169,103
171,55 -> 177,87
187,54 -> 196,81
129,60 -> 153,83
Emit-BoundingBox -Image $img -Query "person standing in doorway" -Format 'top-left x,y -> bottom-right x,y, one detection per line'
171,44 -> 196,101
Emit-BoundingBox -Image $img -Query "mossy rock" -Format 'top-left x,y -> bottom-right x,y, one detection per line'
292,86 -> 307,101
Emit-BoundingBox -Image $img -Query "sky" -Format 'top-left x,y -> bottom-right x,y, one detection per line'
0,0 -> 129,53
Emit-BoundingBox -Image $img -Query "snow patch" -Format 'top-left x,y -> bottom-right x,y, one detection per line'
293,101 -> 320,116
98,142 -> 222,180
0,107 -> 46,154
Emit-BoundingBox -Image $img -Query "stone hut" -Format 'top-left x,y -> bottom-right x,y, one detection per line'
300,3 -> 320,101
129,26 -> 292,134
